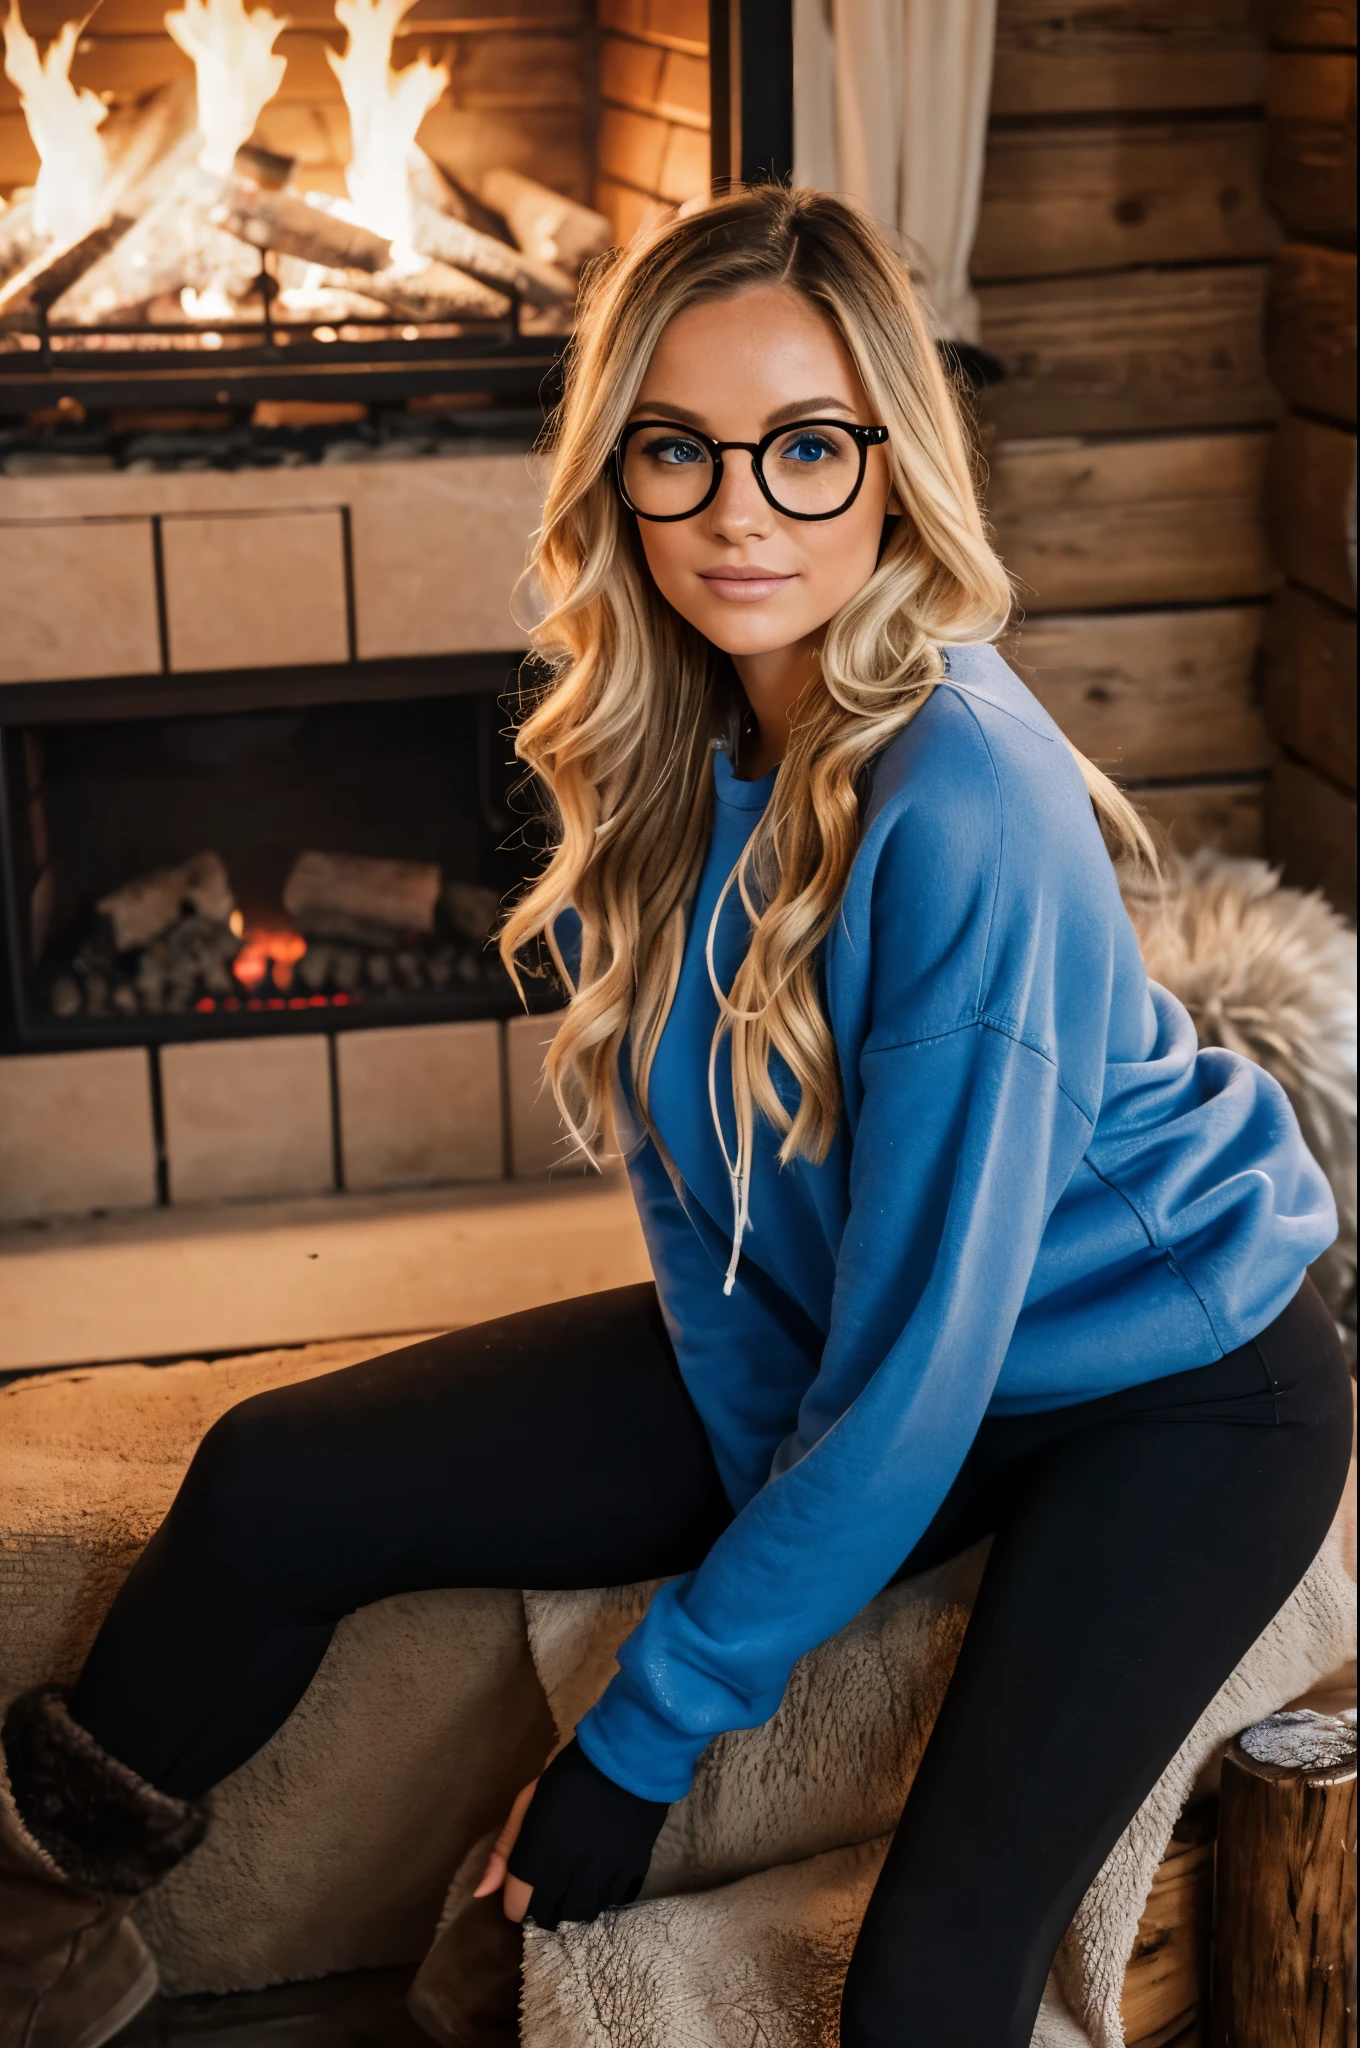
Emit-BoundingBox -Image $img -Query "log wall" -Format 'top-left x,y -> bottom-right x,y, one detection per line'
1261,0 -> 1357,915
0,0 -> 596,208
981,0 -> 1281,859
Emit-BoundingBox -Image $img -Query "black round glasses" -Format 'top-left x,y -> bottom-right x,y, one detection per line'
613,417 -> 890,523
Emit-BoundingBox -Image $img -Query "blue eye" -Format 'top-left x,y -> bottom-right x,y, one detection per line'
643,435 -> 708,467
780,432 -> 840,464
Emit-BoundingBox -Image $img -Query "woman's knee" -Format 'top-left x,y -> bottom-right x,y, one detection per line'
172,1390 -> 309,1567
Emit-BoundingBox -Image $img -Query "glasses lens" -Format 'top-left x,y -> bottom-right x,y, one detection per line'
760,423 -> 864,516
621,427 -> 716,517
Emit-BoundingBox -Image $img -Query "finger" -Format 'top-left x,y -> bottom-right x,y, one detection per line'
503,1874 -> 534,1924
474,1779 -> 541,1899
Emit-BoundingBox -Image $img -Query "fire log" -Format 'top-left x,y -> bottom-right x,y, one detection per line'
0,213 -> 138,325
1212,1707 -> 1357,2046
211,181 -> 511,320
211,180 -> 393,273
409,202 -> 574,308
0,198 -> 41,287
283,850 -> 441,945
45,181 -> 259,326
97,851 -> 236,953
477,168 -> 612,274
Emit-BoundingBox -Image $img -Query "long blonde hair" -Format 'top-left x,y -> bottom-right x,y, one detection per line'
500,187 -> 1153,1235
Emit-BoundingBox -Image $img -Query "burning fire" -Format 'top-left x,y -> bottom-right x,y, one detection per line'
232,920 -> 306,992
164,0 -> 288,179
327,0 -> 447,248
2,2 -> 109,243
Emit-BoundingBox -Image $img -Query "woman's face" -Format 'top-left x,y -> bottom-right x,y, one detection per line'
625,284 -> 894,663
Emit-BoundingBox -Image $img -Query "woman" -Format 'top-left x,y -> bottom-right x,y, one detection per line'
1,188 -> 1349,2048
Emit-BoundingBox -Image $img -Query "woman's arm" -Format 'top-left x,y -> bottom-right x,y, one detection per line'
574,1015 -> 1096,1799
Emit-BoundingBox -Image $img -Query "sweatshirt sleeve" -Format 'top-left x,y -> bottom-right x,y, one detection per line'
577,1016 -> 1095,1799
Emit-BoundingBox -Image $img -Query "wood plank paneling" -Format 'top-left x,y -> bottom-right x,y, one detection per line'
1264,583 -> 1358,788
988,432 -> 1277,611
1134,778 -> 1268,856
979,265 -> 1277,437
1265,243 -> 1358,422
1264,51 -> 1358,245
1003,606 -> 1271,777
1267,1 -> 1357,44
974,119 -> 1277,279
1268,753 -> 1358,910
1265,412 -> 1358,607
991,1 -> 1266,117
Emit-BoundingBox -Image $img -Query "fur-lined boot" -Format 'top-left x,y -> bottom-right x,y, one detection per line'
0,1686 -> 207,2048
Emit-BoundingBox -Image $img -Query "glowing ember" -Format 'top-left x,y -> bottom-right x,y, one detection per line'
2,2 -> 110,243
164,0 -> 288,180
327,0 -> 447,248
232,923 -> 306,992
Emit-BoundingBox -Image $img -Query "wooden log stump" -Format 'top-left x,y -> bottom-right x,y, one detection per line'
1211,1709 -> 1357,2047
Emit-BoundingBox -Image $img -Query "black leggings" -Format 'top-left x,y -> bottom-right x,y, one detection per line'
71,1277 -> 1352,2047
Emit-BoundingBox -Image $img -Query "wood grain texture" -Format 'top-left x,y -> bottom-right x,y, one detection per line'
987,432 -> 1276,611
1211,1723 -> 1357,2046
1119,1836 -> 1213,2045
991,0 -> 1266,116
1268,0 -> 1357,44
973,120 -> 1277,280
1265,412 -> 1358,609
1134,779 -> 1267,855
1003,606 -> 1271,778
979,266 -> 1277,438
1266,243 -> 1358,423
1265,51 -> 1358,245
1264,583 -> 1358,788
1269,751 -> 1359,909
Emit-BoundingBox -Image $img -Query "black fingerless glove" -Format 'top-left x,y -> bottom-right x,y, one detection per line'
506,1738 -> 670,1930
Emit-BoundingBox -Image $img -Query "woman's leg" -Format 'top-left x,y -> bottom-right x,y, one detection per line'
68,1284 -> 731,1800
841,1279 -> 1354,2048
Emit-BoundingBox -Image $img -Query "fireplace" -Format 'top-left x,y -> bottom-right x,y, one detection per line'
0,664 -> 563,1051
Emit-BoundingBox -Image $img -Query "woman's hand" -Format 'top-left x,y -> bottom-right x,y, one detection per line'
473,1738 -> 670,1931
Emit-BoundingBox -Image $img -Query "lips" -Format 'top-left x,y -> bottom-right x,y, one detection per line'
698,569 -> 796,602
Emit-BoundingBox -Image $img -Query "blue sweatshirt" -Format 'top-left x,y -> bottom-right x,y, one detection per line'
572,643 -> 1337,1803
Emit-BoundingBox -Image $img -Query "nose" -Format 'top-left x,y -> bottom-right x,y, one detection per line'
705,448 -> 774,541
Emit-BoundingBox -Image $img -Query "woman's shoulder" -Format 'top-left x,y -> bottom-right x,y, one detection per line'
862,643 -> 1103,876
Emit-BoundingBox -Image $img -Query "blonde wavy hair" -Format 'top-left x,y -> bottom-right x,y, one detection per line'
500,186 -> 1154,1253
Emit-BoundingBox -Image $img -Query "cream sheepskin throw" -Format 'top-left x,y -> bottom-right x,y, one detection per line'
504,852 -> 1358,2048
515,1499 -> 1355,2048
1121,851 -> 1357,1340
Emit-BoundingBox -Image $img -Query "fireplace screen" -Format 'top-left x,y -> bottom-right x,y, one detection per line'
0,681 -> 561,1047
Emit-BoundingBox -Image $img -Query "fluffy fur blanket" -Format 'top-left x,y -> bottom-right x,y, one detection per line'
505,853 -> 1358,2048
515,1502 -> 1354,2048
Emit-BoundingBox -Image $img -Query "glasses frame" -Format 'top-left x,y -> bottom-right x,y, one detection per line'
613,417 -> 890,523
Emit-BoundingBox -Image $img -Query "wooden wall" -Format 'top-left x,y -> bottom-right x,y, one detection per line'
592,0 -> 709,244
1260,0 -> 1357,915
0,0 -> 594,206
981,0 -> 1281,859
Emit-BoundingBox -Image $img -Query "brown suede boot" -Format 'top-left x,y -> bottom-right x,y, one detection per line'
0,1687 -> 207,2048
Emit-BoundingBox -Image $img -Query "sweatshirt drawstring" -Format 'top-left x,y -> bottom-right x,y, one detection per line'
704,842 -> 758,1294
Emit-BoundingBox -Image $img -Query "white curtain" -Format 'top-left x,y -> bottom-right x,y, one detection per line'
792,0 -> 997,343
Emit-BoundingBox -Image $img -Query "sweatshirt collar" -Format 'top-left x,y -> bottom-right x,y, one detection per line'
712,745 -> 778,813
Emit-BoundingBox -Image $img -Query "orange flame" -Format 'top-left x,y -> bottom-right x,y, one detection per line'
233,922 -> 306,992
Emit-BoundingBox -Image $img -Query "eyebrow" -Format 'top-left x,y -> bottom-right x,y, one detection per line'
629,396 -> 858,430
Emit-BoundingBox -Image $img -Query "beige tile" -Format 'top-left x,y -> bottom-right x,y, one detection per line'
506,1012 -> 586,1179
350,458 -> 542,659
162,1036 -> 334,1204
0,519 -> 160,685
0,1048 -> 156,1222
337,1021 -> 503,1192
161,509 -> 349,673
